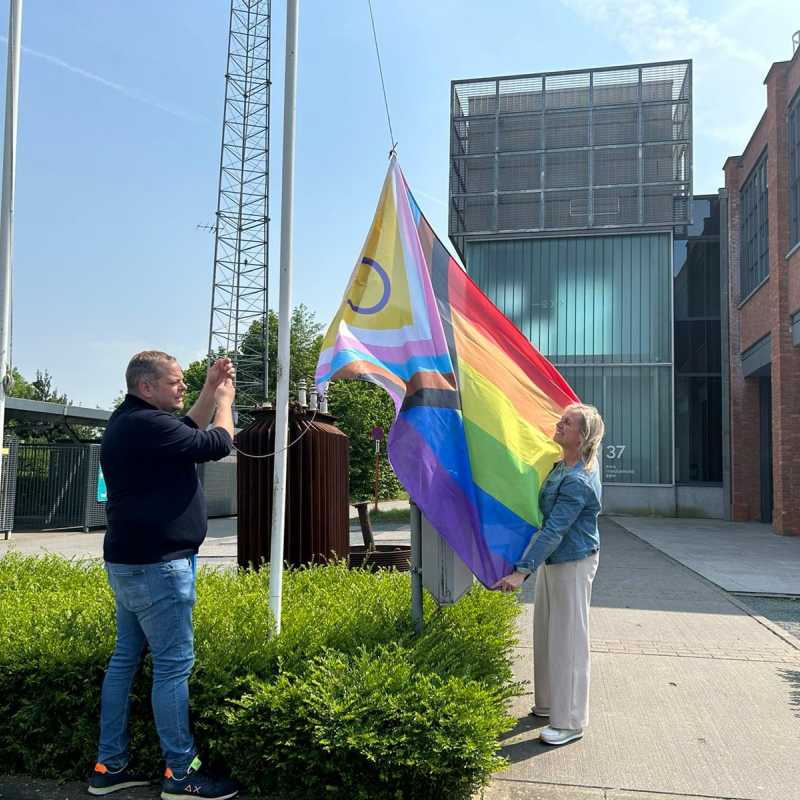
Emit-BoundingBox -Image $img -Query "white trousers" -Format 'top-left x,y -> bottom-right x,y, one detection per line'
533,551 -> 599,730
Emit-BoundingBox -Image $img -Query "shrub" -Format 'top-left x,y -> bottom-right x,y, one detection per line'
0,555 -> 520,799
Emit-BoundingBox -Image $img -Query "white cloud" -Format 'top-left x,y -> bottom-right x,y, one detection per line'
561,0 -> 768,69
558,0 -> 798,189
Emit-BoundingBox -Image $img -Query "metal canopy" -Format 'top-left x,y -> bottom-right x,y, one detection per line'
4,397 -> 112,428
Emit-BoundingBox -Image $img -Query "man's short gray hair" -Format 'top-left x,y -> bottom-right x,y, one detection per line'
126,351 -> 177,393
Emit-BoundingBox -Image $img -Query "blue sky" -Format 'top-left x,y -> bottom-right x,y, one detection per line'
0,0 -> 797,407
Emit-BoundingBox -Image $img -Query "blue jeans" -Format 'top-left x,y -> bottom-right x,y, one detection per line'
98,558 -> 197,773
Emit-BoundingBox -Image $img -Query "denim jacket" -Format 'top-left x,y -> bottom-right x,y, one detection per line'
514,459 -> 602,574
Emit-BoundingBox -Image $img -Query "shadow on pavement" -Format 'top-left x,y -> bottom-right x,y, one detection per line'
780,667 -> 800,718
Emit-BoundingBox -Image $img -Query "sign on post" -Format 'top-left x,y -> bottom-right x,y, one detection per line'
371,426 -> 384,512
96,465 -> 107,503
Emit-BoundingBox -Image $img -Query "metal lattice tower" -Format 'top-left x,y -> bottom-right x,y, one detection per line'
208,0 -> 271,419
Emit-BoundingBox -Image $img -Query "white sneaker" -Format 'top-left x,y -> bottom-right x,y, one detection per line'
529,706 -> 550,718
539,725 -> 583,745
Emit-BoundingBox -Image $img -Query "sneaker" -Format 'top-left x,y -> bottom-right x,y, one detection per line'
529,705 -> 550,718
161,756 -> 239,800
88,762 -> 151,795
539,725 -> 583,745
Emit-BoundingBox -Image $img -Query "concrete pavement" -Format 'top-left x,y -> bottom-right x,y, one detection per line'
611,516 -> 800,595
0,500 -> 412,565
2,514 -> 799,799
483,519 -> 800,800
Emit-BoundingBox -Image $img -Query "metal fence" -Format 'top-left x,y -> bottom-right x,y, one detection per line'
14,443 -> 106,531
0,438 -> 18,537
449,60 -> 692,256
11,443 -> 237,534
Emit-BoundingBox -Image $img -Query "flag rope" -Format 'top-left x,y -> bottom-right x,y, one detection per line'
367,0 -> 397,156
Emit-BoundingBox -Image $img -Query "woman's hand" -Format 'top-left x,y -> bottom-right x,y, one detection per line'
492,571 -> 527,592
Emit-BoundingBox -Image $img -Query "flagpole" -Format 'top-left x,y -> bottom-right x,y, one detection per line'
0,0 -> 23,534
269,0 -> 299,635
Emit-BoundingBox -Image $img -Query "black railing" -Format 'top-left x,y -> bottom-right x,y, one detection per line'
14,444 -> 106,531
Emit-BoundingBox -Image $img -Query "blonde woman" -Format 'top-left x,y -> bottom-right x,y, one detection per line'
494,403 -> 605,746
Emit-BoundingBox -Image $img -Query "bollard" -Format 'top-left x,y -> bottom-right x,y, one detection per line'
353,500 -> 375,550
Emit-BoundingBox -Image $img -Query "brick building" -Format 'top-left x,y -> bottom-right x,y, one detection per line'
723,38 -> 800,534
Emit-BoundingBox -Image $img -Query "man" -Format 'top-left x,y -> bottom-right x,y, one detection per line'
88,351 -> 239,800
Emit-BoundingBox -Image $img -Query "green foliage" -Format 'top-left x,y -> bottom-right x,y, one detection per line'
367,507 -> 412,525
5,367 -> 101,442
0,555 -> 520,799
181,306 -> 406,501
327,380 -> 403,501
181,356 -> 212,412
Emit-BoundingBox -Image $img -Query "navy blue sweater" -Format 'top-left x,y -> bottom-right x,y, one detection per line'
102,394 -> 233,564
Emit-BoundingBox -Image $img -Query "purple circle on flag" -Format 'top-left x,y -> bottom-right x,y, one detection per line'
347,257 -> 391,315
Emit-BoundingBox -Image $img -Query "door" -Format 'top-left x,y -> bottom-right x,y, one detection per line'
759,376 -> 773,523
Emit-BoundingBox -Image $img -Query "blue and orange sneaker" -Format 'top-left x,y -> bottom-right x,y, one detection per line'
160,756 -> 239,800
87,762 -> 151,795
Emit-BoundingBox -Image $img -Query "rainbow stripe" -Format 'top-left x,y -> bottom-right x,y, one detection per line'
316,159 -> 577,586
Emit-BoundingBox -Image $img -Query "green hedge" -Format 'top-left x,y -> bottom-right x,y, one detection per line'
0,554 -> 521,799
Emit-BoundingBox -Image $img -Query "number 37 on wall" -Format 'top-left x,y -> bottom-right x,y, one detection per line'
605,445 -> 626,460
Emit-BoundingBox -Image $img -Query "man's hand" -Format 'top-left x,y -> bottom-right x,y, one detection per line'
186,359 -> 235,429
215,377 -> 235,406
205,357 -> 236,391
492,571 -> 527,593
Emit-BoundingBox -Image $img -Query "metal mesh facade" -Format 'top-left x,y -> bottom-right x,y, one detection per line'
449,61 -> 692,256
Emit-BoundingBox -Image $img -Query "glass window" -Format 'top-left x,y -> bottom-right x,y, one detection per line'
675,377 -> 722,483
467,233 -> 672,365
467,233 -> 673,485
790,91 -> 800,249
674,239 -> 721,318
675,320 -> 721,374
674,199 -> 722,484
685,197 -> 720,237
561,365 -> 673,485
739,152 -> 769,299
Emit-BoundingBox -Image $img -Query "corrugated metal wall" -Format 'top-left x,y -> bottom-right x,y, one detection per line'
466,233 -> 672,485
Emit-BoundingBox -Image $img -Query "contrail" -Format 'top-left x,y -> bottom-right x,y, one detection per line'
412,188 -> 447,207
2,38 -> 210,125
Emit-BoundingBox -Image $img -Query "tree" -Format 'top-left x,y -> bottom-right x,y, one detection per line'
238,303 -> 323,404
327,379 -> 403,502
180,305 -> 405,501
8,368 -> 67,404
182,304 -> 324,411
4,368 -> 101,442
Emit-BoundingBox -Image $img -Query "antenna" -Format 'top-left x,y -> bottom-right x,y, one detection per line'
208,0 -> 272,422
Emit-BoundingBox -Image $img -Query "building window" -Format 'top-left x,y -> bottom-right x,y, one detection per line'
675,376 -> 722,483
789,91 -> 800,249
739,151 -> 769,299
466,232 -> 674,485
674,197 -> 722,484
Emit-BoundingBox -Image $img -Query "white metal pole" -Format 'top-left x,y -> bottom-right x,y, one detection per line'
269,0 -> 299,635
0,0 -> 23,534
410,502 -> 423,634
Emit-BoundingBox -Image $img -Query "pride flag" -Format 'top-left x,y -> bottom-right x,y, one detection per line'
315,159 -> 578,587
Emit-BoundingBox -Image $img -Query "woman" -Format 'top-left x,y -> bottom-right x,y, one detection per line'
493,403 -> 605,746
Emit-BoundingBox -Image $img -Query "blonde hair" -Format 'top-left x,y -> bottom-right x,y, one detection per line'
564,402 -> 605,472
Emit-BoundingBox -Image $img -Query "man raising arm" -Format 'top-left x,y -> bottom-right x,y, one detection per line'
89,351 -> 239,800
